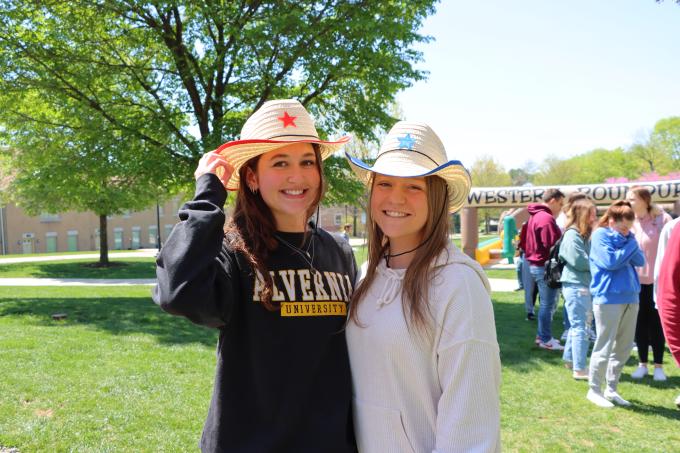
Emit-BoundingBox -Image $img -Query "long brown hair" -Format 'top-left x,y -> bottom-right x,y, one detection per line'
564,198 -> 596,239
598,200 -> 634,228
630,186 -> 652,214
349,175 -> 450,334
224,144 -> 324,310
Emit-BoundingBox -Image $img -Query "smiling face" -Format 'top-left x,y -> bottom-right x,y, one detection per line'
246,143 -> 320,232
370,174 -> 429,251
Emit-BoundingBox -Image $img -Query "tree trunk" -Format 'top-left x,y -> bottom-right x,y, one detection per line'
99,214 -> 109,266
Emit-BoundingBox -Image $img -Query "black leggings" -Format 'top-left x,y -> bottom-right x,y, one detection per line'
635,284 -> 666,364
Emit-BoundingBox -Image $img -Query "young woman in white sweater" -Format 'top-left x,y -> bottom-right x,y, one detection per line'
345,122 -> 501,453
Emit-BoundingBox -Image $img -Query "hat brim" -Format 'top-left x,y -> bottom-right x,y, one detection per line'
346,151 -> 471,213
216,136 -> 350,190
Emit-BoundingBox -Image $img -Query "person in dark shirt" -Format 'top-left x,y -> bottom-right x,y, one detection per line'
153,99 -> 358,453
525,188 -> 565,351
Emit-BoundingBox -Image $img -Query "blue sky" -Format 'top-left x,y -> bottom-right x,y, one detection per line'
397,0 -> 680,171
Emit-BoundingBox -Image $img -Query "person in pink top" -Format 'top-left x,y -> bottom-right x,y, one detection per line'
626,186 -> 672,381
656,221 -> 680,408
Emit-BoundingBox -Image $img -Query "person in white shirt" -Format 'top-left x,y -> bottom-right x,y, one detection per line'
344,121 -> 501,453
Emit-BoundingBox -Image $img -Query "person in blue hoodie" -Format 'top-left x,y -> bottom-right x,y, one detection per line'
586,200 -> 645,408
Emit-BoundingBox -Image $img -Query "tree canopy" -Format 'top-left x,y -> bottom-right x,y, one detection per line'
0,0 -> 437,187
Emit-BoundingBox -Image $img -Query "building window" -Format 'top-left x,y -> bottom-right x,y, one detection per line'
158,205 -> 164,217
131,227 -> 141,249
334,213 -> 342,226
46,232 -> 58,253
67,230 -> 78,252
148,226 -> 158,247
39,212 -> 61,223
94,228 -> 100,250
114,228 -> 124,250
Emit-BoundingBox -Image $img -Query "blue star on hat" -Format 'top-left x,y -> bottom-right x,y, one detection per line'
397,133 -> 416,150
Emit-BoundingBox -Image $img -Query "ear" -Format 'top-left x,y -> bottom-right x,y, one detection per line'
245,166 -> 258,192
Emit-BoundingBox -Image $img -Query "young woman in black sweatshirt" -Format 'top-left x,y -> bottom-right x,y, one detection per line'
153,99 -> 357,452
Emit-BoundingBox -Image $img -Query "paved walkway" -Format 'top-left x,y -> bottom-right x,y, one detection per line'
0,276 -> 519,292
0,244 -> 519,291
0,250 -> 157,265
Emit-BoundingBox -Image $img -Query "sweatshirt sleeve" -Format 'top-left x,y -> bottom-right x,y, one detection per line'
152,173 -> 239,328
590,229 -> 646,271
434,266 -> 501,453
559,230 -> 590,272
539,218 -> 562,250
657,224 -> 680,367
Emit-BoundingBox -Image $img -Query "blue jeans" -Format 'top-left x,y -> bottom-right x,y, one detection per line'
516,253 -> 524,289
529,265 -> 559,342
561,283 -> 592,371
522,257 -> 536,315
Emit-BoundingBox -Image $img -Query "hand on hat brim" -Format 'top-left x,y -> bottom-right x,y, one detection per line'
195,150 -> 235,188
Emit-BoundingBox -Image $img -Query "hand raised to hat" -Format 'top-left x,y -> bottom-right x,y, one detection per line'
195,150 -> 234,188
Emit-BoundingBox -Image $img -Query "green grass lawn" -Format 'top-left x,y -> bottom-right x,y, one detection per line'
485,269 -> 516,279
1,287 -> 678,452
0,250 -> 146,259
0,258 -> 156,279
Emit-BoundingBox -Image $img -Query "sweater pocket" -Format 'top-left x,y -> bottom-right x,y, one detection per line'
353,398 -> 416,453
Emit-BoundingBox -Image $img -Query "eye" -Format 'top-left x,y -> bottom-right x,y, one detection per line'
301,159 -> 316,167
272,160 -> 288,168
408,184 -> 424,191
376,181 -> 391,188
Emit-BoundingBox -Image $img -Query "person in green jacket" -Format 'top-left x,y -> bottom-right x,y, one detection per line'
559,199 -> 597,379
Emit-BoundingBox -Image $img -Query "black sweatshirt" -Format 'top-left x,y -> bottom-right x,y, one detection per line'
153,174 -> 358,453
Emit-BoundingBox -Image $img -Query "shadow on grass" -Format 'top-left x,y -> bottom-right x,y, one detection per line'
0,259 -> 156,279
0,295 -> 218,346
621,400 -> 680,421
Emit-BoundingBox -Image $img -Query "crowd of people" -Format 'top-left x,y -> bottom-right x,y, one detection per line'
517,185 -> 680,409
149,97 -> 677,451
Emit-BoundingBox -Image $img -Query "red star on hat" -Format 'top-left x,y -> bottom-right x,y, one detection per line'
277,111 -> 297,128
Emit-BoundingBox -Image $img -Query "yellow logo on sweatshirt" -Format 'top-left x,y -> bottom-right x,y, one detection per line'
280,301 -> 347,317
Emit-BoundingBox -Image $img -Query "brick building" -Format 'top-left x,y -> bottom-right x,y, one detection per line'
0,200 -> 366,255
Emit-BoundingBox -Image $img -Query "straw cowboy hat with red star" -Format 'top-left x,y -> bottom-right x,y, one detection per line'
215,99 -> 350,191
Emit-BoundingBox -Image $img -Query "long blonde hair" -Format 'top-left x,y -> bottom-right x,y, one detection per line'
564,198 -> 596,239
349,175 -> 450,334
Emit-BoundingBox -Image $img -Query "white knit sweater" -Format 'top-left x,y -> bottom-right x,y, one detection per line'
346,243 -> 501,453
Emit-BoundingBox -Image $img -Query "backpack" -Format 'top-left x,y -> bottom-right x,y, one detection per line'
544,236 -> 564,289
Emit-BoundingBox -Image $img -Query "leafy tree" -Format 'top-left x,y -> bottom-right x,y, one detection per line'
0,0 -> 437,261
0,0 -> 436,188
470,155 -> 511,187
508,167 -> 532,186
0,92 -> 175,264
650,116 -> 680,168
469,155 -> 510,233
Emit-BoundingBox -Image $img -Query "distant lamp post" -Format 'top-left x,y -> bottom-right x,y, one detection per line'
156,200 -> 162,252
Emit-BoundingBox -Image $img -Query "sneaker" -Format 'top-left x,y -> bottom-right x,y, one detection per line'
675,394 -> 680,409
526,313 -> 535,321
653,367 -> 667,382
514,286 -> 524,292
604,389 -> 631,406
573,370 -> 589,380
561,329 -> 569,342
538,338 -> 564,351
587,389 -> 614,408
631,365 -> 649,380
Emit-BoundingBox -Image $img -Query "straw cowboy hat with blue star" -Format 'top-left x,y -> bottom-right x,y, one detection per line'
215,99 -> 350,191
345,121 -> 471,213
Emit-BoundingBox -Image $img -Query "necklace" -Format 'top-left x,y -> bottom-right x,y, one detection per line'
274,233 -> 319,276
